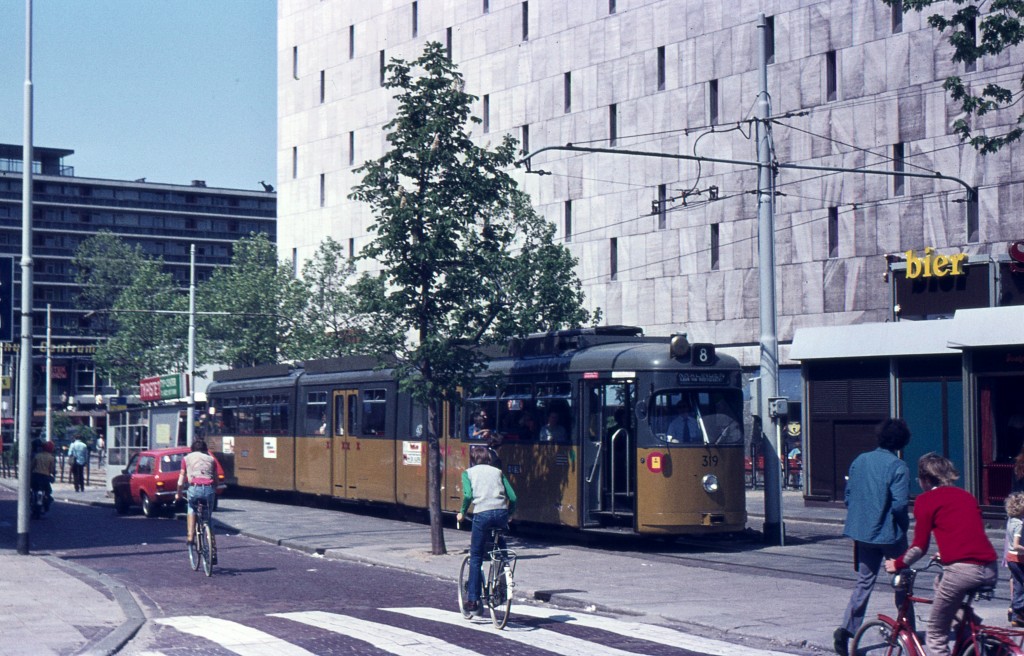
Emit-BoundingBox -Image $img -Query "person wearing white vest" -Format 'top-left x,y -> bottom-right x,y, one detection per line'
456,445 -> 517,615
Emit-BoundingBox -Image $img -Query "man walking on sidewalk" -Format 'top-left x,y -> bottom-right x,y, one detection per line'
67,432 -> 89,492
833,418 -> 912,656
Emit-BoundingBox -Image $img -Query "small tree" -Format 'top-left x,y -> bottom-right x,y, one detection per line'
287,237 -> 374,360
888,0 -> 1024,152
199,233 -> 306,368
73,232 -> 151,337
350,42 -> 597,554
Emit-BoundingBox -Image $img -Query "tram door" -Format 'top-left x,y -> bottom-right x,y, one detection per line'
331,390 -> 358,499
581,380 -> 636,527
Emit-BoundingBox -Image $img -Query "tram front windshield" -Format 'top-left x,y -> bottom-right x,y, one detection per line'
649,390 -> 742,446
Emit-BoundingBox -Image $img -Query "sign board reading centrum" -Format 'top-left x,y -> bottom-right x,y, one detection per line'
139,374 -> 186,402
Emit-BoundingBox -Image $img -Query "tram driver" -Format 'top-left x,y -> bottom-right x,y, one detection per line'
664,395 -> 703,444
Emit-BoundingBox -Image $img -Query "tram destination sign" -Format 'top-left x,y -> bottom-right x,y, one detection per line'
677,371 -> 730,386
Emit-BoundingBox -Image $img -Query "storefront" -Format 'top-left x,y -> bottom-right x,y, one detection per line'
790,248 -> 1024,511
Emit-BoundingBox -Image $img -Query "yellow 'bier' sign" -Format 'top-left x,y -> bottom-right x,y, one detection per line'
905,247 -> 968,279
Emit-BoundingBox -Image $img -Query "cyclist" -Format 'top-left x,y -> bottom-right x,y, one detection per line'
885,453 -> 997,656
456,444 -> 517,615
174,438 -> 218,565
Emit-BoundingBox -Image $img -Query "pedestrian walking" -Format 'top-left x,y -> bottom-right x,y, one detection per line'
833,418 -> 913,656
885,453 -> 998,656
67,432 -> 89,492
96,435 -> 105,467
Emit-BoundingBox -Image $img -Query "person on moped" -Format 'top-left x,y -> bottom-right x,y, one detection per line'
30,440 -> 56,514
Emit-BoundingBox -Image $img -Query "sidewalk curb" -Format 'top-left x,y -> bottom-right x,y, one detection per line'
45,556 -> 146,656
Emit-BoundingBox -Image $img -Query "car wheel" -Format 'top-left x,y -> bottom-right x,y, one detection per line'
114,492 -> 130,515
141,493 -> 158,518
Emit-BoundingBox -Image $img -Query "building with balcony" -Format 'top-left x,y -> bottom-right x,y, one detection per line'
0,144 -> 276,424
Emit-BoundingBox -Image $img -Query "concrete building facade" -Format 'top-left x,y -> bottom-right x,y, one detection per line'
276,0 -> 1024,371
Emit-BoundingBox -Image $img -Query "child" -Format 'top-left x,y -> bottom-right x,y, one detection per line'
1006,492 -> 1024,626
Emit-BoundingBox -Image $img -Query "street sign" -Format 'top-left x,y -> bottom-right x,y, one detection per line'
0,256 -> 13,342
139,374 -> 187,401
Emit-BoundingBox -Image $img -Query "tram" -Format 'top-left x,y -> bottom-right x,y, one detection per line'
202,327 -> 746,535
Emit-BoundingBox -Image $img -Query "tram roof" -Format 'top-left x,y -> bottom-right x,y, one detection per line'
492,339 -> 741,374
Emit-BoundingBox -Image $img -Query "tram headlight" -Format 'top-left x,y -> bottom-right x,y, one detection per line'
702,474 -> 719,493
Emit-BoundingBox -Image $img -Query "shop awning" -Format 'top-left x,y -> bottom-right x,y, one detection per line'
947,306 -> 1024,348
790,320 -> 959,360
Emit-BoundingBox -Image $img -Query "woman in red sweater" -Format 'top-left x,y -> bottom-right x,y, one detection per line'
885,453 -> 998,656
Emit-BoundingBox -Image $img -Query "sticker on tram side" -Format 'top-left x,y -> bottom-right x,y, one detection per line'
222,436 -> 234,454
264,437 -> 278,459
646,452 -> 665,473
402,441 -> 423,466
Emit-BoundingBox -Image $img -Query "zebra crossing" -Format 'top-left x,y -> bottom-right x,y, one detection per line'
149,606 -> 799,656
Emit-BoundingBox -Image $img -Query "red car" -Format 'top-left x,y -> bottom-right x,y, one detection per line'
112,446 -> 226,518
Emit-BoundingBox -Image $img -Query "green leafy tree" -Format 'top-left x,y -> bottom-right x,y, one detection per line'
288,237 -> 374,360
350,42 -> 597,554
73,232 -> 150,336
888,0 -> 1024,152
199,233 -> 306,368
93,259 -> 187,389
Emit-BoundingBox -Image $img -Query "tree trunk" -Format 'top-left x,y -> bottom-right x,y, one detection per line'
427,400 -> 447,555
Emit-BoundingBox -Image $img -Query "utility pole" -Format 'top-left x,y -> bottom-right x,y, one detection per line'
186,244 -> 196,447
45,304 -> 51,443
756,12 -> 784,546
17,0 -> 34,555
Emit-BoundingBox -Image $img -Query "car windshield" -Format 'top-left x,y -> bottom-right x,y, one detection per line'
648,390 -> 743,446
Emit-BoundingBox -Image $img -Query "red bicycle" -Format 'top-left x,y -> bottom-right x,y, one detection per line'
851,558 -> 1024,656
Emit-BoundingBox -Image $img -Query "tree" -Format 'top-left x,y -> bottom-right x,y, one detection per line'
73,232 -> 150,336
287,237 -> 375,360
889,0 -> 1024,152
199,233 -> 306,368
93,259 -> 187,389
350,42 -> 597,554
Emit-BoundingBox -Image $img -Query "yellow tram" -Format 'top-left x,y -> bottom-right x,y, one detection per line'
203,327 -> 746,535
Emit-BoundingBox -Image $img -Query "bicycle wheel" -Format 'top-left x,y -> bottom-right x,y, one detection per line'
851,618 -> 912,656
458,556 -> 473,619
488,558 -> 512,629
188,529 -> 200,571
960,634 -> 1020,656
201,523 -> 214,576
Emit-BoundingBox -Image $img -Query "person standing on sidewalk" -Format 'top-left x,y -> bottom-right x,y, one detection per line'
833,418 -> 912,656
1003,492 -> 1024,626
885,453 -> 997,656
67,433 -> 89,492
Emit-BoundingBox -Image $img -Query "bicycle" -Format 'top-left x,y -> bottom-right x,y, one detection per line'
458,526 -> 517,629
851,558 -> 1024,656
187,497 -> 216,576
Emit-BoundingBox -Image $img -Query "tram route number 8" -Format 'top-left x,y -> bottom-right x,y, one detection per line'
691,343 -> 715,366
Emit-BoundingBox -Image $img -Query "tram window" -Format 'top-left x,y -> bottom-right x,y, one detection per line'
362,389 -> 387,436
220,404 -> 237,434
536,399 -> 572,443
333,395 -> 346,437
465,401 -> 497,441
236,398 -> 254,435
306,391 -> 328,435
272,395 -> 290,433
253,401 -> 273,434
649,391 -> 743,446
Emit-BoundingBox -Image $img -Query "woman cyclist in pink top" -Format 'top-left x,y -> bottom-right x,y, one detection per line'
175,438 -> 218,561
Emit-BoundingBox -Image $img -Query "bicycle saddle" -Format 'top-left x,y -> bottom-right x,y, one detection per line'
969,584 -> 996,601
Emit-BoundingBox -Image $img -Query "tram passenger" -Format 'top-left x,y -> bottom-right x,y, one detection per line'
468,410 -> 493,441
517,413 -> 540,441
456,445 -> 517,615
539,411 -> 567,443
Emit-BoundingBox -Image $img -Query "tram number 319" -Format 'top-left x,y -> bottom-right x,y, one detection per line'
702,455 -> 719,467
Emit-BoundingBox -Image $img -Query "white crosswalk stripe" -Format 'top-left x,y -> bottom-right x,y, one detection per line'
384,607 -> 650,656
510,605 -> 795,656
271,610 -> 484,656
155,616 -> 317,656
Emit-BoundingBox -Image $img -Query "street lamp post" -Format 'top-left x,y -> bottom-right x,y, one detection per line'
17,0 -> 34,555
187,245 -> 196,446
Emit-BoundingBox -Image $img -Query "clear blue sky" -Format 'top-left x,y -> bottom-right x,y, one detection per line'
0,1 -> 276,191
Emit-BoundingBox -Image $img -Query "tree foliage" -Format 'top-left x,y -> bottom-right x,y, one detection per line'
93,259 -> 187,389
890,0 -> 1024,152
198,233 -> 306,368
73,232 -> 150,336
287,237 -> 374,360
349,42 -> 597,553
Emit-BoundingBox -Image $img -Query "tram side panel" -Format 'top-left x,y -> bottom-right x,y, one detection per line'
503,443 -> 581,528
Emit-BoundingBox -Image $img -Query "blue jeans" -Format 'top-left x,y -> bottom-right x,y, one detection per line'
186,484 -> 215,523
467,509 -> 509,603
1010,562 -> 1024,613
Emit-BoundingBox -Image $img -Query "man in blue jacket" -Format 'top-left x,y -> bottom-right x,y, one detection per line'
834,418 -> 912,656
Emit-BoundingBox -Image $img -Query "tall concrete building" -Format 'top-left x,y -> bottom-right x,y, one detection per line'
278,1 -> 1024,508
277,0 -> 1023,371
